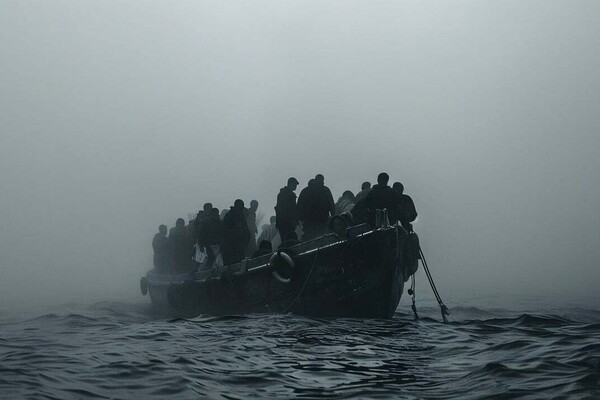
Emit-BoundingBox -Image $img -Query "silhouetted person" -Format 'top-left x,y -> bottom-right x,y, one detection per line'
199,208 -> 224,267
353,173 -> 403,226
298,174 -> 335,240
335,190 -> 356,215
279,230 -> 300,249
275,177 -> 299,242
355,181 -> 371,204
193,202 -> 213,243
222,199 -> 251,265
393,182 -> 418,232
297,178 -> 315,222
152,224 -> 169,272
329,215 -> 349,239
245,199 -> 259,257
168,218 -> 195,272
252,240 -> 273,258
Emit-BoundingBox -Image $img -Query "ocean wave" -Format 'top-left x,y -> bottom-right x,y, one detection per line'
1,302 -> 599,399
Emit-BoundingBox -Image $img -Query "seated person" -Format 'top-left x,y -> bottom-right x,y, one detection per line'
252,240 -> 273,258
329,215 -> 349,239
279,231 -> 300,249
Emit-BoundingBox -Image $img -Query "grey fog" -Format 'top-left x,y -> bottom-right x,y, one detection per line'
1,0 -> 599,311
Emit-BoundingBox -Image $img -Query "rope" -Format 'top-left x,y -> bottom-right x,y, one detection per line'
410,274 -> 419,320
280,235 -> 327,314
418,246 -> 450,323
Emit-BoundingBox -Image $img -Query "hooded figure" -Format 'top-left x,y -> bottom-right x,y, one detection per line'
222,199 -> 251,265
275,177 -> 299,242
335,190 -> 356,215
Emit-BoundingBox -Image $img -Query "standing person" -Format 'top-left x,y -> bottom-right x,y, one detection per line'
222,199 -> 251,265
298,174 -> 335,240
152,224 -> 169,272
193,202 -> 213,243
199,208 -> 224,268
168,218 -> 195,272
393,182 -> 418,232
357,173 -> 403,226
245,200 -> 259,257
297,178 -> 315,227
275,177 -> 299,242
355,181 -> 371,204
335,190 -> 356,215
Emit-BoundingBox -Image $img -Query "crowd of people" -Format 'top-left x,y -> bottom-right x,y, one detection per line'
152,172 -> 417,273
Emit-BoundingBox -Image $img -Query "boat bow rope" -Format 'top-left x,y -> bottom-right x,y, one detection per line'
418,246 -> 450,323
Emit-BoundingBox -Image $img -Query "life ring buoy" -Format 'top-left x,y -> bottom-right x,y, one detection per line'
270,251 -> 295,284
140,277 -> 148,296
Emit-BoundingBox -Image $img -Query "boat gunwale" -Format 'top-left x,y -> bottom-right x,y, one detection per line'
146,225 -> 395,286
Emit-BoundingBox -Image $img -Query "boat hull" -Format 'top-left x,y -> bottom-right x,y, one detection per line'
143,225 -> 418,319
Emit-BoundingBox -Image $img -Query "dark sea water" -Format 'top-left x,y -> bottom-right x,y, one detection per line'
1,299 -> 599,399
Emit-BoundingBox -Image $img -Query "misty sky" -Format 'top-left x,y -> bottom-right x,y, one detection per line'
1,1 -> 599,310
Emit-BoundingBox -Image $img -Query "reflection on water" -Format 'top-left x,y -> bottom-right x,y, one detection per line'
1,302 -> 599,399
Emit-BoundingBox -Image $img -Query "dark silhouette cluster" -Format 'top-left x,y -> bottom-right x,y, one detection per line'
152,172 -> 417,273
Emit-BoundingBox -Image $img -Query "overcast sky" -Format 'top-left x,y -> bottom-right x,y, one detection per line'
1,0 -> 599,310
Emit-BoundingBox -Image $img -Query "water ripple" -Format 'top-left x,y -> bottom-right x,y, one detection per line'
0,303 -> 599,398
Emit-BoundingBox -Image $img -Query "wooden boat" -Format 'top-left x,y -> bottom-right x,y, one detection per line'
140,217 -> 420,318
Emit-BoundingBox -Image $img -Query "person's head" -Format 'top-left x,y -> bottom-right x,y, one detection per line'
287,177 -> 299,191
203,202 -> 213,213
329,215 -> 348,238
361,181 -> 371,191
342,190 -> 355,201
258,240 -> 272,252
250,200 -> 258,210
308,178 -> 316,187
234,199 -> 245,210
270,215 -> 276,224
377,172 -> 390,186
159,224 -> 167,235
211,208 -> 220,217
392,182 -> 404,195
176,218 -> 185,228
315,174 -> 325,186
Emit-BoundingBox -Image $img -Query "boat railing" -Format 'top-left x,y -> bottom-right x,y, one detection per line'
148,221 -> 393,284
